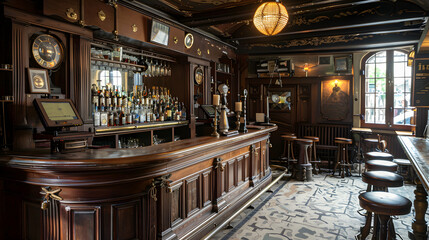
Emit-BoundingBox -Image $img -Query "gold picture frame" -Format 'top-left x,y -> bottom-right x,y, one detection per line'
28,68 -> 50,94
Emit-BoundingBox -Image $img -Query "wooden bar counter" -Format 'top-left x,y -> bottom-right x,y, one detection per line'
0,126 -> 276,240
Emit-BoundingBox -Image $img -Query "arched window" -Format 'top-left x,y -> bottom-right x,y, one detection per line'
99,70 -> 122,89
361,50 -> 414,130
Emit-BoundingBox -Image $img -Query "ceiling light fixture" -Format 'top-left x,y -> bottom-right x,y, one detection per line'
253,0 -> 289,36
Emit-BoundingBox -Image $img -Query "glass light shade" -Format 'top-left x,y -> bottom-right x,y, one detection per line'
407,50 -> 415,66
253,2 -> 289,36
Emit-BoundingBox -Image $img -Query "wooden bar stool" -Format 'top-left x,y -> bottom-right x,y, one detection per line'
294,138 -> 313,181
333,137 -> 353,178
365,152 -> 394,161
363,137 -> 379,152
365,160 -> 398,172
359,171 -> 404,239
281,134 -> 297,174
303,136 -> 320,174
358,192 -> 411,240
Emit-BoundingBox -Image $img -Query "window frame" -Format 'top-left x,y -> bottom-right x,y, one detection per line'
360,49 -> 415,131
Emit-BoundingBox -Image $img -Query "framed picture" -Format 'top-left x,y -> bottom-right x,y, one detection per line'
334,56 -> 349,72
150,20 -> 170,46
320,79 -> 350,121
318,56 -> 331,65
28,68 -> 50,94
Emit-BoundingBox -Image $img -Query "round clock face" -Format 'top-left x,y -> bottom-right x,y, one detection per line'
184,33 -> 194,49
194,67 -> 203,85
32,34 -> 64,69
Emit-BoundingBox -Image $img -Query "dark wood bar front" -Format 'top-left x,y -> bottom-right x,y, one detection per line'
0,126 -> 276,240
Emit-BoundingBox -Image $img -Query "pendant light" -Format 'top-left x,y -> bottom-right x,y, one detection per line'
253,0 -> 289,36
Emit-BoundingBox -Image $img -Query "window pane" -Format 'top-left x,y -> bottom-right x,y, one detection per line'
365,94 -> 375,108
405,93 -> 411,107
376,51 -> 386,63
376,63 -> 386,78
394,92 -> 405,108
394,78 -> 404,94
394,51 -> 406,62
365,109 -> 375,123
366,63 -> 375,78
405,78 -> 411,92
394,62 -> 405,78
393,108 -> 404,124
405,108 -> 414,125
376,79 -> 386,94
366,78 -> 376,93
376,93 -> 386,108
405,65 -> 412,77
367,55 -> 375,64
375,109 -> 385,124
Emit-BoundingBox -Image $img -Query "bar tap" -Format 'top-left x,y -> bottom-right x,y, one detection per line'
239,89 -> 248,133
218,84 -> 229,134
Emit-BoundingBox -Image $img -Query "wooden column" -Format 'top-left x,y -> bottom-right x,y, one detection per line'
410,180 -> 428,240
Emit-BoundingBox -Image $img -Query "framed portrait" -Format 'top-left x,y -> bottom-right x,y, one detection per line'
150,20 -> 170,46
318,56 -> 331,65
28,68 -> 50,94
334,56 -> 349,72
320,79 -> 350,121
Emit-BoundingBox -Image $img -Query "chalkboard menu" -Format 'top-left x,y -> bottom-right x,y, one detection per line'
413,59 -> 429,107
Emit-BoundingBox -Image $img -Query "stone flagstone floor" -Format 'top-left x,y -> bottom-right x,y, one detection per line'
211,172 -> 426,240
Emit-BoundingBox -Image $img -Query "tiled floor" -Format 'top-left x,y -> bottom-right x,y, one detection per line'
211,171 -> 424,240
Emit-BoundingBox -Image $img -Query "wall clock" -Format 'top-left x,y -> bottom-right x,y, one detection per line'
194,66 -> 204,85
32,34 -> 64,69
184,33 -> 194,49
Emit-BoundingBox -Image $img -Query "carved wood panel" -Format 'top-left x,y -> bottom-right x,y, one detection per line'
227,159 -> 236,192
185,174 -> 200,218
117,5 -> 149,43
23,201 -> 42,240
84,0 -> 115,33
111,199 -> 141,240
170,182 -> 183,226
43,199 -> 60,240
202,170 -> 212,207
66,205 -> 101,240
244,153 -> 250,182
237,155 -> 244,185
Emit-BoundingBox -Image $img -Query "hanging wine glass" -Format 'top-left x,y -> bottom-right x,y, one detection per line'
167,62 -> 172,76
147,58 -> 153,78
160,61 -> 165,76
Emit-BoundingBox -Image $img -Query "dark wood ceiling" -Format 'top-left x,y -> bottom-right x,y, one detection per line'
137,0 -> 429,55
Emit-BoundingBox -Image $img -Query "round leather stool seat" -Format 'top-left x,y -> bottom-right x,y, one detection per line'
295,138 -> 313,144
365,152 -> 394,161
359,192 -> 412,216
334,137 -> 352,144
366,160 -> 398,172
393,159 -> 411,166
362,171 -> 403,188
303,136 -> 319,142
281,135 -> 297,141
364,138 -> 379,144
281,132 -> 296,136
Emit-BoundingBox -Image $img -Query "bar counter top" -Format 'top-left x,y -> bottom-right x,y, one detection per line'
398,136 -> 429,190
0,126 -> 277,170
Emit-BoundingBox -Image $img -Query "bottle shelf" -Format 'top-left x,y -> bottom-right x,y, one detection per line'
94,120 -> 188,136
91,57 -> 145,70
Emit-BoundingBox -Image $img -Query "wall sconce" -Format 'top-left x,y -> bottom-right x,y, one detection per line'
303,63 -> 309,77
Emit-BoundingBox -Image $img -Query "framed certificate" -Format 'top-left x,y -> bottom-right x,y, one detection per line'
150,20 -> 170,46
28,68 -> 50,94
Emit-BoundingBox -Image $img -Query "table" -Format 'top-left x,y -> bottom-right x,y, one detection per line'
398,136 -> 429,240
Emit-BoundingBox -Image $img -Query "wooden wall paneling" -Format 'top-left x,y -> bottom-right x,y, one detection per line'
117,5 -> 149,43
237,155 -> 244,185
168,26 -> 184,53
185,174 -> 201,218
249,144 -> 258,187
66,205 -> 101,240
22,201 -> 42,240
202,170 -> 212,207
73,36 -> 92,127
43,0 -> 80,24
111,199 -> 141,240
84,0 -> 115,33
244,153 -> 250,182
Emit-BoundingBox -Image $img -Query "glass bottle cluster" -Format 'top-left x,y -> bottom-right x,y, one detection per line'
92,85 -> 186,127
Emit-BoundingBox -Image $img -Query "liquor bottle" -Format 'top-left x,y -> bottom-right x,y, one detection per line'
99,88 -> 105,108
181,102 -> 187,120
139,103 -> 146,123
108,105 -> 114,127
118,89 -> 123,107
100,104 -> 108,127
114,107 -> 119,126
120,106 -> 126,126
106,87 -> 111,107
126,107 -> 132,124
166,102 -> 172,121
93,105 -> 101,127
112,88 -> 118,108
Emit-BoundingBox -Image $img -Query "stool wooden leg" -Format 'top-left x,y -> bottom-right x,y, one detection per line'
313,143 -> 319,174
372,214 -> 380,240
360,211 -> 373,239
341,144 -> 345,178
333,146 -> 340,176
